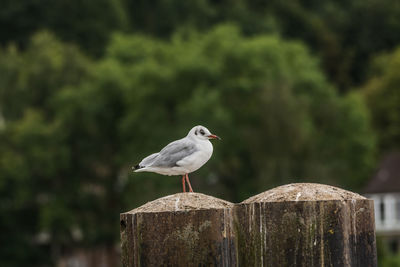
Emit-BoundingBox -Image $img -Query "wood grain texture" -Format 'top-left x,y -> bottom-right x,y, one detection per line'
235,200 -> 377,267
120,184 -> 377,267
120,194 -> 236,267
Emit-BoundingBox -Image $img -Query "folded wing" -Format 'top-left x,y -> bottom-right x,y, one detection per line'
150,139 -> 197,168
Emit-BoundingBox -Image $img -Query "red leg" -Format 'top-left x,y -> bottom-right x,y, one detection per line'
182,175 -> 186,192
185,174 -> 194,192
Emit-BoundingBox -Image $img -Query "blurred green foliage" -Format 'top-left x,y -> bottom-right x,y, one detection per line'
0,25 -> 376,265
363,47 -> 400,152
107,25 -> 375,198
3,0 -> 400,87
377,237 -> 400,267
0,0 -> 128,56
0,0 -> 399,265
0,33 -> 93,265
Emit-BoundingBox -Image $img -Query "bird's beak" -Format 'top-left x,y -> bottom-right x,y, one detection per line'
208,134 -> 221,140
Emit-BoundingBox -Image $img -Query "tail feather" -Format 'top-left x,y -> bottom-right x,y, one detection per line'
133,153 -> 159,172
133,164 -> 141,170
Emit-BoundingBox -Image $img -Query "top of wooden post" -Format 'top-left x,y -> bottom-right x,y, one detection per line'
242,183 -> 366,203
123,192 -> 234,214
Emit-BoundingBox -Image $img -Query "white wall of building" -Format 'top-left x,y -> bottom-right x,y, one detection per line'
366,193 -> 400,233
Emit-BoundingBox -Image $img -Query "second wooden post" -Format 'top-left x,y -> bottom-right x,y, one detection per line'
235,183 -> 377,266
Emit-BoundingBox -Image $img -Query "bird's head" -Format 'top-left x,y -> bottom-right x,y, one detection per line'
188,125 -> 221,141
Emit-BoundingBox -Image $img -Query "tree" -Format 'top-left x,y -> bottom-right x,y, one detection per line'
0,32 -> 93,266
362,46 -> 400,152
0,0 -> 128,56
0,25 -> 376,266
3,0 -> 400,89
106,24 -> 375,200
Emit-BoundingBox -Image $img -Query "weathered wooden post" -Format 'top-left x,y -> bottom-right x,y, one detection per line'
121,183 -> 377,266
235,183 -> 377,266
120,193 -> 236,267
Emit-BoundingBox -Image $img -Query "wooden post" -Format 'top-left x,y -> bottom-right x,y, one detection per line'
235,183 -> 377,266
120,193 -> 236,267
120,183 -> 377,266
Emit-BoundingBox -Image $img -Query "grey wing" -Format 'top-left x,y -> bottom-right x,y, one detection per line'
150,139 -> 197,167
139,153 -> 159,166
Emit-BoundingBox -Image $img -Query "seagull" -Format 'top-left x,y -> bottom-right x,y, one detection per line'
133,125 -> 220,192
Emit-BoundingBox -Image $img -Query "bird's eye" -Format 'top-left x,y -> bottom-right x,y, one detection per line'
200,129 -> 205,135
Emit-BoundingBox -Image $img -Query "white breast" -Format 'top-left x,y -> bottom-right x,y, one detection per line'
175,139 -> 213,174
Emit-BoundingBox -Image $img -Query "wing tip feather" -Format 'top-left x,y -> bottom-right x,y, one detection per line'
132,164 -> 143,171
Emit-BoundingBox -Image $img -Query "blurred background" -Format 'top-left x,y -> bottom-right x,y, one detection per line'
1,0 -> 400,266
